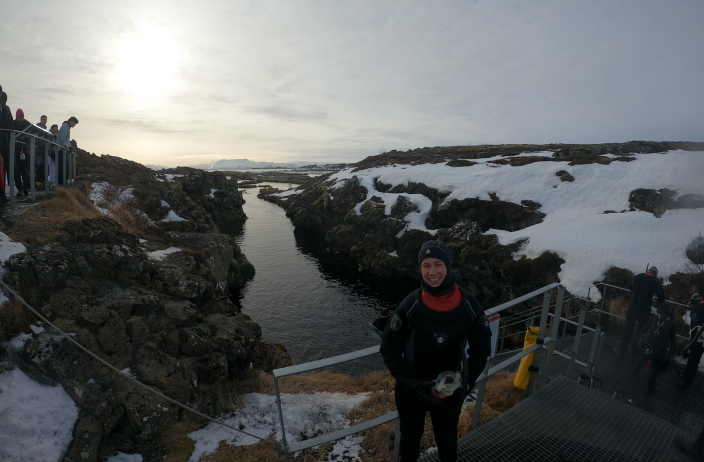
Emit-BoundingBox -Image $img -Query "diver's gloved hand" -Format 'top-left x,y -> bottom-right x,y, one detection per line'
415,381 -> 445,411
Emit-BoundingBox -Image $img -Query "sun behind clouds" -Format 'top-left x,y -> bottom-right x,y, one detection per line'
113,25 -> 181,97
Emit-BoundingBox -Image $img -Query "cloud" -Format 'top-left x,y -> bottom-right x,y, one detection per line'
97,118 -> 185,135
0,0 -> 701,166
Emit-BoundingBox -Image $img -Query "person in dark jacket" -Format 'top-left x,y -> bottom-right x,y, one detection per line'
56,117 -> 78,185
0,91 -> 12,201
618,266 -> 666,359
631,308 -> 675,393
674,293 -> 704,388
380,240 -> 492,462
12,109 -> 31,196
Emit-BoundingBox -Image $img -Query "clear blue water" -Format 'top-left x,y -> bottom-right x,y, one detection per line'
230,185 -> 416,369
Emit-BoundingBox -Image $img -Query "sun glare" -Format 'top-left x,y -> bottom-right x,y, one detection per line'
114,25 -> 181,97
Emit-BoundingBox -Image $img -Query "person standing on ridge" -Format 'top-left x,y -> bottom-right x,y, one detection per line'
12,109 -> 31,196
48,124 -> 58,188
618,266 -> 666,360
36,115 -> 47,130
674,293 -> 704,389
56,116 -> 78,185
0,91 -> 12,202
380,240 -> 492,462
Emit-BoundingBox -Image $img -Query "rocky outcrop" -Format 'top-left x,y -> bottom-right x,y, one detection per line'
76,150 -> 247,233
628,188 -> 704,217
258,172 -> 559,307
4,216 -> 259,460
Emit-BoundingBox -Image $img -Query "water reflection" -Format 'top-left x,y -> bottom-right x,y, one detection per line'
226,184 -> 416,372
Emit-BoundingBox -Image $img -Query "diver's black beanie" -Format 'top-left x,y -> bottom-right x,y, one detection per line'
418,240 -> 452,273
418,240 -> 456,296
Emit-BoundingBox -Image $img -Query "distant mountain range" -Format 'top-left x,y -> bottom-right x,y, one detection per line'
189,158 -> 346,171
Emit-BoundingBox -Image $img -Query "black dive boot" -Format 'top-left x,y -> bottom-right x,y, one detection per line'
674,432 -> 704,460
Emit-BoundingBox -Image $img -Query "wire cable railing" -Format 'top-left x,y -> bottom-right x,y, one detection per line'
0,279 -> 287,457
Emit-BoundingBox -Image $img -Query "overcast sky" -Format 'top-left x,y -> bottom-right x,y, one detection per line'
1,0 -> 702,166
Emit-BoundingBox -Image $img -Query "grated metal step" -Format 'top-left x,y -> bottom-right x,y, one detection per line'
420,376 -> 694,462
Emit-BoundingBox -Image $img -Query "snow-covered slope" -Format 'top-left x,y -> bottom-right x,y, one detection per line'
328,150 -> 704,295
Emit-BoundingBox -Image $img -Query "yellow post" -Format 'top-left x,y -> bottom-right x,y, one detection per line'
514,326 -> 540,390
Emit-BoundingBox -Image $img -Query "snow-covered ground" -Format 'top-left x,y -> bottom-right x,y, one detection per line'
0,329 -> 79,462
329,150 -> 704,297
188,391 -> 371,461
0,232 -> 27,304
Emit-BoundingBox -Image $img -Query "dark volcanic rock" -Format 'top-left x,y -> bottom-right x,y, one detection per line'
431,195 -> 545,232
4,216 -> 260,459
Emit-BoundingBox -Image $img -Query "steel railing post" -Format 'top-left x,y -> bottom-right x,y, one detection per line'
527,289 -> 553,394
540,286 -> 564,387
392,419 -> 401,462
566,304 -> 587,378
73,151 -> 77,181
599,286 -> 607,323
586,324 -> 602,375
471,361 -> 490,430
62,148 -> 66,186
9,135 -> 15,209
500,323 -> 506,353
540,338 -> 557,388
274,376 -> 288,460
29,137 -> 35,202
43,142 -> 49,192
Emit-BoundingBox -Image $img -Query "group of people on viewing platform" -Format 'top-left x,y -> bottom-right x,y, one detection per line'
617,265 -> 704,393
0,83 -> 78,202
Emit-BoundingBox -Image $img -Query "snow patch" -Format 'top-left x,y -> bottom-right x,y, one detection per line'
272,189 -> 300,198
147,247 -> 181,261
106,453 -> 143,462
0,232 -> 27,303
209,189 -> 217,198
160,199 -> 170,207
388,251 -> 398,257
0,368 -> 79,461
188,391 -> 370,461
164,174 -> 184,181
161,210 -> 187,222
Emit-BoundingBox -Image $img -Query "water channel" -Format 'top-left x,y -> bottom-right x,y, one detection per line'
229,183 -> 416,371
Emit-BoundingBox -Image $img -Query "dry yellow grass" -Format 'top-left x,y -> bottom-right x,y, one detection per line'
195,369 -> 524,462
156,420 -> 208,462
5,183 -> 100,245
0,299 -> 36,337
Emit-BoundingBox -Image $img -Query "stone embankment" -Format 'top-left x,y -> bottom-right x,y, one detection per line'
0,151 -> 270,461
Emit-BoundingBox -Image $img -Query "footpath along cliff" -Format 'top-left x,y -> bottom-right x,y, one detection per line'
261,141 -> 704,308
0,149 -> 277,461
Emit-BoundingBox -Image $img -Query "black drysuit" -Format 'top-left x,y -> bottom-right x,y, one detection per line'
380,288 -> 492,462
619,272 -> 665,358
631,312 -> 675,390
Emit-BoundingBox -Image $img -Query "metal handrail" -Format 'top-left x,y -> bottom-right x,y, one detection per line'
595,282 -> 689,308
0,127 -> 77,209
593,282 -> 692,340
272,283 -> 601,461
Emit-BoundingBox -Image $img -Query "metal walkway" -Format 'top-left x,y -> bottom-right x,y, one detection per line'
422,376 -> 693,462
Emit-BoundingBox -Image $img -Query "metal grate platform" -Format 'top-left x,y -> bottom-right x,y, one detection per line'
421,376 -> 694,462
